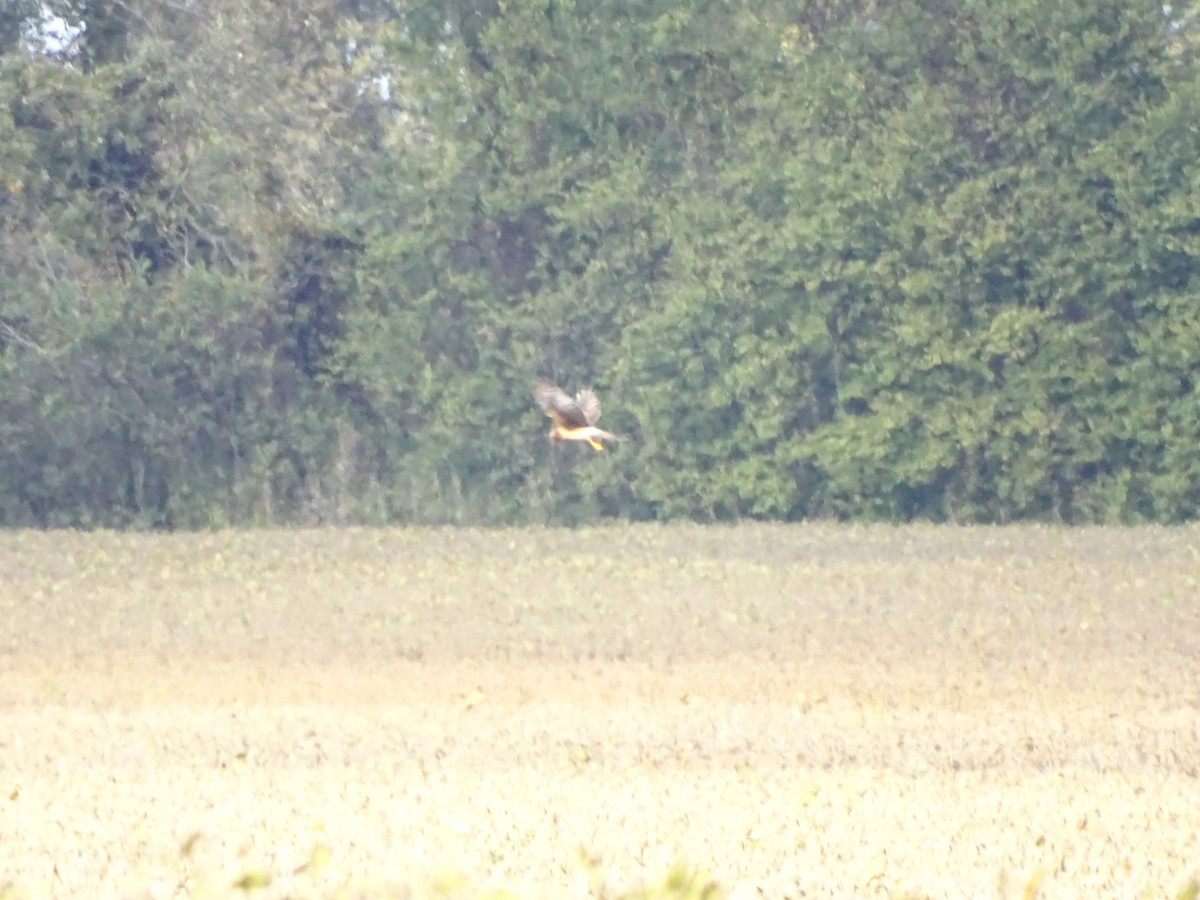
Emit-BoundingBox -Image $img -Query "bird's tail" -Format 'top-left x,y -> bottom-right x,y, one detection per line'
587,428 -> 621,451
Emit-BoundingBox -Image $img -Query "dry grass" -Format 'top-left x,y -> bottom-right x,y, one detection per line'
1,524 -> 1198,897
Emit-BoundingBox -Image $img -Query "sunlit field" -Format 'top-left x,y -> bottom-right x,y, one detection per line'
1,524 -> 1198,898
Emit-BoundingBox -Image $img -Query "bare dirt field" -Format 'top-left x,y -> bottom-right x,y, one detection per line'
1,524 -> 1198,898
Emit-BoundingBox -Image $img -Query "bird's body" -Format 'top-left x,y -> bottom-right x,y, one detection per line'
533,380 -> 619,451
549,424 -> 615,451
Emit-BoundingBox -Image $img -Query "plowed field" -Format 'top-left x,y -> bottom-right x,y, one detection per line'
1,525 -> 1198,898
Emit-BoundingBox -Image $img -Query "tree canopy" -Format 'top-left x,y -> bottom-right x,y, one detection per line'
2,0 -> 1198,527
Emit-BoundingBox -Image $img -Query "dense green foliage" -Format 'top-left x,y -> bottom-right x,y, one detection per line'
1,0 -> 1198,527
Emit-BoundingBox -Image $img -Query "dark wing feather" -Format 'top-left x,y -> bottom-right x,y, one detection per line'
533,380 -> 590,429
574,388 -> 601,425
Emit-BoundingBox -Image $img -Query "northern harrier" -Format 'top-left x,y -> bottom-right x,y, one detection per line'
533,379 -> 619,451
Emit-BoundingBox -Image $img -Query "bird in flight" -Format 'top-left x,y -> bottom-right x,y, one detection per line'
533,379 -> 619,451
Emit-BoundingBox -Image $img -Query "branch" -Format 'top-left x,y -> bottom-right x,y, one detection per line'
0,318 -> 43,353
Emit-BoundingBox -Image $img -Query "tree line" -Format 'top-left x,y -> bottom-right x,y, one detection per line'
1,0 -> 1198,528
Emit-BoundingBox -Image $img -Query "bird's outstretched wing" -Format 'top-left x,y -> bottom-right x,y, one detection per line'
534,380 -> 592,429
573,388 -> 601,425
